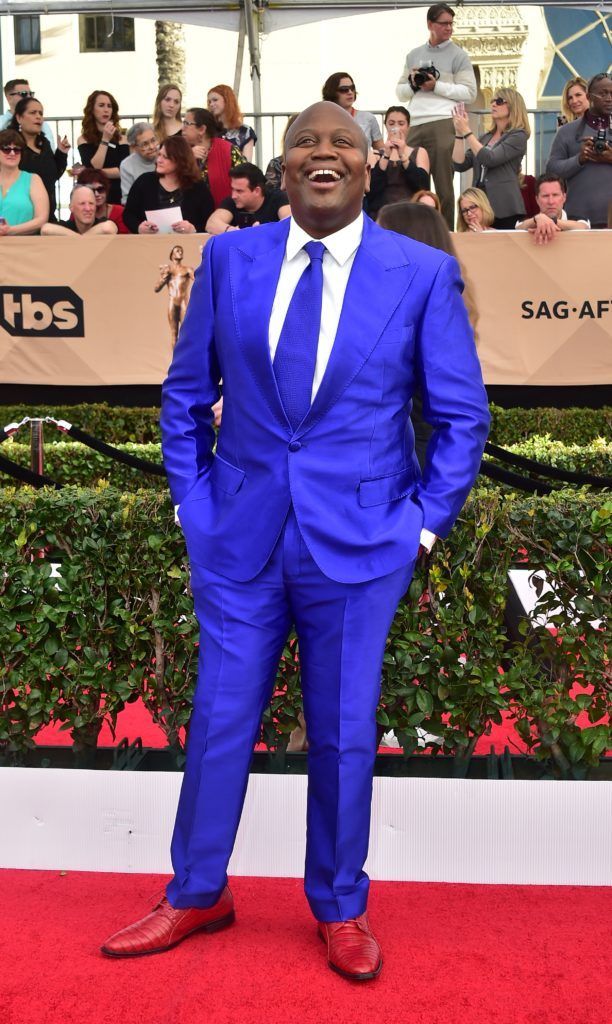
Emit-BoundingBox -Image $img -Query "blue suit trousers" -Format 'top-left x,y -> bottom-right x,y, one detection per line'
166,509 -> 414,921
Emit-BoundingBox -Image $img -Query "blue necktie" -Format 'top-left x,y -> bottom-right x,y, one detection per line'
273,241 -> 326,430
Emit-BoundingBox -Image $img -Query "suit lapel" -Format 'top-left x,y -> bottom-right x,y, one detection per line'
229,221 -> 291,429
298,217 -> 418,435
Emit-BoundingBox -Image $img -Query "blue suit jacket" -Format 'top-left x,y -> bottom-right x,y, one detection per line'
161,215 -> 490,584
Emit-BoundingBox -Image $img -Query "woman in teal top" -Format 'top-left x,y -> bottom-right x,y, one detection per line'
0,129 -> 49,234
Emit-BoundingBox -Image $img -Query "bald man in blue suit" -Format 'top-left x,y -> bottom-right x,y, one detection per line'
102,102 -> 490,979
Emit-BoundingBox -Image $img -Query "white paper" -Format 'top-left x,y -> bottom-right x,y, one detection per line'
145,206 -> 183,234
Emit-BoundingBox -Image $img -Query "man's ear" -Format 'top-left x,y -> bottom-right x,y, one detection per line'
364,163 -> 371,196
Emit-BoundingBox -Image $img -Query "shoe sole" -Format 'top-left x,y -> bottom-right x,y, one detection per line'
327,956 -> 383,982
100,910 -> 236,958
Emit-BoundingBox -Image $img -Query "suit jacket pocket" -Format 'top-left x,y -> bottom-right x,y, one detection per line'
211,453 -> 246,495
358,466 -> 416,507
380,324 -> 414,346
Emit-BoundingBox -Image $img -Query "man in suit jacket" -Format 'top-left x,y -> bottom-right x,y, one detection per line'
102,101 -> 490,979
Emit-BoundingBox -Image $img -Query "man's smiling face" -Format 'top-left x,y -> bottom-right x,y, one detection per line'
282,102 -> 369,238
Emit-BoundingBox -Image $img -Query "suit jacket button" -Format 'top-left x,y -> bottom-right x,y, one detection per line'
288,441 -> 302,452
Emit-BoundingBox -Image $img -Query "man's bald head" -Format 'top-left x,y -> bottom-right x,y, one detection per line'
282,100 -> 370,238
284,101 -> 368,159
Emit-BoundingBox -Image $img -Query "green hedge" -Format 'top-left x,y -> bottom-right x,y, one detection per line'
1,486 -> 609,776
488,405 -> 611,445
2,403 -> 610,446
2,437 -> 610,491
1,405 -> 161,444
3,441 -> 167,490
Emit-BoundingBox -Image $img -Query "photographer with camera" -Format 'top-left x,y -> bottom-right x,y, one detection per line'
546,73 -> 612,230
396,3 -> 476,229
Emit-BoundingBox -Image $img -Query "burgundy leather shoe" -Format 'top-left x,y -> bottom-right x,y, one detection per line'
318,912 -> 382,981
101,886 -> 235,958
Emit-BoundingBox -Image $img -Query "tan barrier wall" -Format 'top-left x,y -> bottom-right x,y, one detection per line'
0,232 -> 610,387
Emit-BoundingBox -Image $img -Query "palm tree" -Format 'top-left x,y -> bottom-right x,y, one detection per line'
155,20 -> 186,92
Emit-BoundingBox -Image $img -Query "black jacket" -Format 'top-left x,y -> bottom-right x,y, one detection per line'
123,172 -> 214,234
19,138 -> 67,221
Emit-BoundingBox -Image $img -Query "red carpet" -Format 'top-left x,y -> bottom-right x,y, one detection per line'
2,870 -> 610,1024
34,697 -> 530,754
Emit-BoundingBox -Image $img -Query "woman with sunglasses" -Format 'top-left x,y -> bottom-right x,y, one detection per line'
207,85 -> 256,162
322,72 -> 384,154
9,96 -> 69,222
78,167 -> 128,233
77,90 -> 129,205
0,128 -> 49,234
451,87 -> 530,229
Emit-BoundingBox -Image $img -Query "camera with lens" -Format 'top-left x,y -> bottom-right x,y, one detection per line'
411,65 -> 440,90
593,128 -> 608,154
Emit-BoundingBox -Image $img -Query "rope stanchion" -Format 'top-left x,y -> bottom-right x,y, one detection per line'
484,441 -> 612,489
2,413 -> 608,495
0,451 -> 62,489
50,421 -> 167,477
479,459 -> 555,495
2,417 -> 32,443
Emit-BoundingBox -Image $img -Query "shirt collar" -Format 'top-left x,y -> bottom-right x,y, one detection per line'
427,38 -> 452,51
286,212 -> 364,266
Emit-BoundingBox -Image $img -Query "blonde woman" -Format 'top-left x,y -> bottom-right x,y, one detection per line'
451,87 -> 530,228
560,77 -> 589,124
456,187 -> 495,232
152,83 -> 183,142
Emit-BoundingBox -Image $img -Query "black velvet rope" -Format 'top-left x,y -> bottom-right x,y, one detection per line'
0,452 -> 62,489
479,458 -> 555,495
66,425 -> 167,477
484,441 -> 612,488
1,419 -> 608,496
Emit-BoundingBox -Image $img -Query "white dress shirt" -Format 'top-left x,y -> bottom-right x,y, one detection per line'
268,213 -> 436,553
269,213 -> 363,401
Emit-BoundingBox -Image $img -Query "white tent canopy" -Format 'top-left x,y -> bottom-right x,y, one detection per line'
0,1 -> 608,141
0,1 -> 609,18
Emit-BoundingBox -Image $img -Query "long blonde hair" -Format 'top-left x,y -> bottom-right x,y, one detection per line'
152,83 -> 183,141
561,77 -> 588,122
493,87 -> 531,137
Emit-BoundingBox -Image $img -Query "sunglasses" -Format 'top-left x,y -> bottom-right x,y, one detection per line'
0,144 -> 22,155
89,185 -> 107,194
337,85 -> 356,94
9,90 -> 34,98
492,97 -> 507,106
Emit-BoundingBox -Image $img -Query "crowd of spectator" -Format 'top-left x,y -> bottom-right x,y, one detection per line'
0,4 -> 610,242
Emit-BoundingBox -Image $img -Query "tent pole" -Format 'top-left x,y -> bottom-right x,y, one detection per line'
243,0 -> 262,166
233,6 -> 246,97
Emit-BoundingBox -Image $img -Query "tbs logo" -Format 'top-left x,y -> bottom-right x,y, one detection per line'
0,287 -> 84,337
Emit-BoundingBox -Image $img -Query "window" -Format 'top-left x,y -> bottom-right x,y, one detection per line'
14,15 -> 41,55
79,15 -> 135,53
